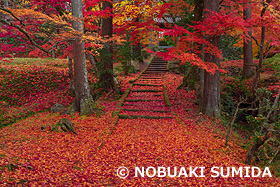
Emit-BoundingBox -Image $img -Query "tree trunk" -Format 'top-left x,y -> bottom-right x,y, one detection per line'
245,132 -> 270,164
200,0 -> 221,118
86,52 -> 98,72
133,41 -> 142,63
252,2 -> 269,95
242,0 -> 255,79
194,0 -> 204,22
71,0 -> 95,115
199,44 -> 205,103
133,18 -> 143,63
67,56 -> 75,95
98,1 -> 115,92
179,0 -> 204,90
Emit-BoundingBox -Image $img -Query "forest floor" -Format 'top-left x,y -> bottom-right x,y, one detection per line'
0,58 -> 280,186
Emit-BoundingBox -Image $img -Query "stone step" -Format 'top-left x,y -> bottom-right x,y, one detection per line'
144,70 -> 167,72
121,109 -> 169,113
143,71 -> 165,73
140,75 -> 163,77
141,73 -> 163,75
150,63 -> 167,65
147,68 -> 167,70
119,115 -> 173,119
125,99 -> 164,102
147,68 -> 166,69
154,94 -> 164,96
128,93 -> 163,97
133,83 -> 162,87
152,59 -> 166,61
131,89 -> 162,92
122,103 -> 166,107
145,71 -> 167,73
139,77 -> 162,79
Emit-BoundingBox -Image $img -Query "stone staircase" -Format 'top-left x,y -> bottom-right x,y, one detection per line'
119,57 -> 173,119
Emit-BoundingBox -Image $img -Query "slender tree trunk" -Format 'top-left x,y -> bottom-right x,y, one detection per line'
194,0 -> 204,22
133,40 -> 142,63
242,0 -> 255,79
200,0 -> 221,118
179,0 -> 204,90
133,18 -> 143,63
71,0 -> 95,115
86,52 -> 98,71
252,26 -> 265,94
98,1 -> 115,92
252,1 -> 271,95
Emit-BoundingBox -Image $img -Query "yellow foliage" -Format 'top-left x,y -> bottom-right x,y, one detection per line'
114,2 -> 142,25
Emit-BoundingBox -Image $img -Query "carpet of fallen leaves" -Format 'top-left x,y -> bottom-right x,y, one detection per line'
1,68 -> 280,186
220,59 -> 280,93
0,60 -> 74,126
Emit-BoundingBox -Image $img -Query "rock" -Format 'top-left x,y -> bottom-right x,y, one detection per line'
65,103 -> 75,116
27,165 -> 34,170
8,163 -> 18,171
22,164 -> 34,170
51,103 -> 65,113
131,60 -> 140,71
57,118 -> 77,134
60,125 -> 68,132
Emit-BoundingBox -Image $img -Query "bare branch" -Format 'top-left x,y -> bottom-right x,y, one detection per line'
251,36 -> 260,46
266,90 -> 280,120
225,97 -> 247,146
264,39 -> 272,51
86,52 -> 99,71
50,39 -> 68,49
268,146 -> 280,165
161,15 -> 174,27
264,45 -> 274,60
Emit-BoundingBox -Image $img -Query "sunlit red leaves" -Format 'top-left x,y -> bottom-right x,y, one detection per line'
194,9 -> 248,38
29,0 -> 71,15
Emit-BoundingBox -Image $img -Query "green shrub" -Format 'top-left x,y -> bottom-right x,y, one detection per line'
264,53 -> 280,79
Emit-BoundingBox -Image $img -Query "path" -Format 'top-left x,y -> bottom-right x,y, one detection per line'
119,57 -> 174,119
